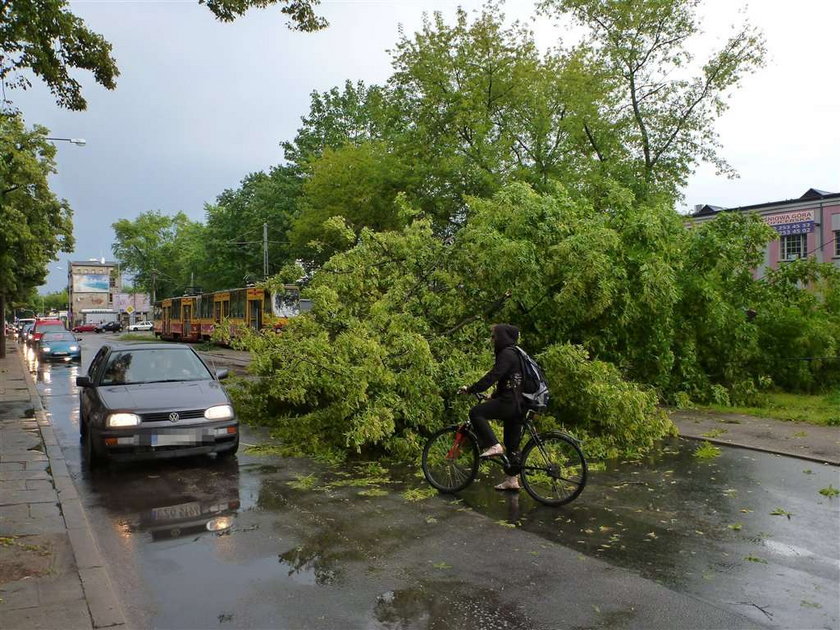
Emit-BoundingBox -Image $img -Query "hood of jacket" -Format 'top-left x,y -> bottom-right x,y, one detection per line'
492,324 -> 519,354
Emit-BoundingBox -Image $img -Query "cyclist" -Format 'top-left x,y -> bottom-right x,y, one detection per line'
458,323 -> 526,491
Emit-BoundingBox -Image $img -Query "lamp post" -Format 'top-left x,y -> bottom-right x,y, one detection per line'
44,137 -> 86,146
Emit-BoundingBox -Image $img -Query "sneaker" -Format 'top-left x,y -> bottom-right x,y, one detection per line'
480,444 -> 504,458
494,476 -> 521,491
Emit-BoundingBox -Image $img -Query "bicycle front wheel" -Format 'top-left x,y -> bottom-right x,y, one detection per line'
520,432 -> 587,506
422,426 -> 479,493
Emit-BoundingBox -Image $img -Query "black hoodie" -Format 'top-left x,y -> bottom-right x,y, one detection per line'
466,324 -> 523,404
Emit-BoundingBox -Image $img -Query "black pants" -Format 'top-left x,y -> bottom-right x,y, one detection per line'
469,398 -> 525,475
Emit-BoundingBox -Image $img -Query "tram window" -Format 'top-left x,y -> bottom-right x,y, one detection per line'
272,291 -> 300,318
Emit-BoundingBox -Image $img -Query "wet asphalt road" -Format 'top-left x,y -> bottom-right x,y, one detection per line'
23,334 -> 840,629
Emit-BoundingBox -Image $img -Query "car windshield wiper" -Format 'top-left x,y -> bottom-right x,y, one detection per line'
141,379 -> 186,384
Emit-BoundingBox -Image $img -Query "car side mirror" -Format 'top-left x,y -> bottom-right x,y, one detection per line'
76,376 -> 92,388
215,368 -> 229,380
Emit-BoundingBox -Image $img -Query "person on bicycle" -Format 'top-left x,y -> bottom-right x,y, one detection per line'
458,323 -> 526,491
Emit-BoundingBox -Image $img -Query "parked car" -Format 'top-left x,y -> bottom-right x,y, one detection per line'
30,318 -> 66,345
21,323 -> 36,344
72,323 -> 99,333
36,331 -> 81,362
97,321 -> 122,333
127,320 -> 154,332
76,343 -> 238,468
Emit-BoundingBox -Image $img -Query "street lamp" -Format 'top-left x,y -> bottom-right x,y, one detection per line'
44,137 -> 86,146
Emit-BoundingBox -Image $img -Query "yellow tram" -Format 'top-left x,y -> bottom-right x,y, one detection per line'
153,285 -> 309,342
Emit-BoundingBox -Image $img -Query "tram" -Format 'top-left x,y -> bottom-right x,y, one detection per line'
152,285 -> 310,342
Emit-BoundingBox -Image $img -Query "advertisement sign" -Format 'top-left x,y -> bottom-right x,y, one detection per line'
763,210 -> 815,237
73,274 -> 110,293
113,293 -> 151,313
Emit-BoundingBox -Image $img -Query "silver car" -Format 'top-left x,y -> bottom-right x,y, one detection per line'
77,343 -> 238,468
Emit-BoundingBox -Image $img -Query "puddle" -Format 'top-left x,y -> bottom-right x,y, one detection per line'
371,582 -> 537,629
445,438 -> 840,628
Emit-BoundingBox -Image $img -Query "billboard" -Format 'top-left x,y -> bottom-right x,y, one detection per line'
113,293 -> 151,313
73,274 -> 110,293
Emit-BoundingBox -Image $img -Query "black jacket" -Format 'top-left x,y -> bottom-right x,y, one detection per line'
467,324 -> 523,406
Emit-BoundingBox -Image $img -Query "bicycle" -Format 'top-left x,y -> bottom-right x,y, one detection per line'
421,393 -> 587,506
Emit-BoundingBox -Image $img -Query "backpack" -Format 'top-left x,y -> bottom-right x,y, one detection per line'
514,346 -> 550,410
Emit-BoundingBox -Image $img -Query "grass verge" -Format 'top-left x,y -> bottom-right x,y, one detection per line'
697,390 -> 840,427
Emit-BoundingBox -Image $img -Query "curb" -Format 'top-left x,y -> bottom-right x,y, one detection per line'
18,352 -> 128,629
678,433 -> 839,466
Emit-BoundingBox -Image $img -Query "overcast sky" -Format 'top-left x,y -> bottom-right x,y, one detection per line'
12,0 -> 839,293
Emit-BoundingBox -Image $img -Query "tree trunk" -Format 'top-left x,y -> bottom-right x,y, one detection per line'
0,293 -> 6,359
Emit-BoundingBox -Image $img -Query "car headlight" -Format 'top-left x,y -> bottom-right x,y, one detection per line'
206,516 -> 233,532
107,413 -> 141,428
204,404 -> 234,420
69,346 -> 79,351
41,346 -> 51,352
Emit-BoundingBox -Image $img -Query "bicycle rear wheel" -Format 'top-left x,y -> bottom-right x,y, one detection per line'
520,432 -> 587,506
422,426 -> 479,493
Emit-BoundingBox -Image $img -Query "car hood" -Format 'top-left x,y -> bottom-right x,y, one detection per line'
98,380 -> 230,412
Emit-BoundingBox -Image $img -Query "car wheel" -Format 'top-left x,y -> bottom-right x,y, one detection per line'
217,436 -> 239,459
83,426 -> 105,469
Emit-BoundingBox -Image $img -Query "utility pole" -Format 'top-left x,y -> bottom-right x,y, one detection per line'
263,222 -> 269,279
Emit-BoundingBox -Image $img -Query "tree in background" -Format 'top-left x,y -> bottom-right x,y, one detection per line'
0,114 -> 74,356
111,211 -> 204,301
537,0 -> 766,200
203,166 -> 301,290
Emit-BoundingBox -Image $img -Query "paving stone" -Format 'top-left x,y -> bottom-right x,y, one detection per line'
0,601 -> 92,629
0,470 -> 50,481
29,503 -> 62,520
0,488 -> 57,506
24,479 -> 54,492
0,462 -> 24,472
0,579 -> 40,609
0,479 -> 28,491
0,451 -> 48,463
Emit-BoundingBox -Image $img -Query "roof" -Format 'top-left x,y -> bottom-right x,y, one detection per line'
690,188 -> 840,217
70,260 -> 118,267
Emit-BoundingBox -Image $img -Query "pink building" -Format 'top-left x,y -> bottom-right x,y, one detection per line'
689,188 -> 840,278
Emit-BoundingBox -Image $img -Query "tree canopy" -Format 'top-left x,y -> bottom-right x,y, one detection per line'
0,0 -> 119,110
0,113 -> 74,355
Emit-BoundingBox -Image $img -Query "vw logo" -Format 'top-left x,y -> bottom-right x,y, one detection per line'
168,412 -> 180,423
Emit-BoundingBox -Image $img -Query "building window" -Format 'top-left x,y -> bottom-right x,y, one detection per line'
781,233 -> 807,261
835,230 -> 840,257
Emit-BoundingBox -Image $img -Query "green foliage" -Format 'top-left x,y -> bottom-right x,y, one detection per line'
235,183 -> 675,461
200,0 -> 327,31
538,343 -> 672,459
538,0 -> 766,199
0,0 -> 118,110
204,166 -> 301,288
111,211 -> 205,299
693,441 -> 721,460
0,114 -> 75,302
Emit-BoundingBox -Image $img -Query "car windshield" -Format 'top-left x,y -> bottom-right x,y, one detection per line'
100,348 -> 212,385
42,332 -> 76,342
37,324 -> 66,332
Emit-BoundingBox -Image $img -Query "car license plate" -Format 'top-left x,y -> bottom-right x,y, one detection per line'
151,431 -> 203,447
53,352 -> 67,356
151,502 -> 202,522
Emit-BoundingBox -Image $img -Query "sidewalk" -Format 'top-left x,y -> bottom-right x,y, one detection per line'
671,409 -> 840,465
0,340 -> 126,629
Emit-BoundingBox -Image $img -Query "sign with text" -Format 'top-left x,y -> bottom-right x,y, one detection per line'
763,210 -> 815,237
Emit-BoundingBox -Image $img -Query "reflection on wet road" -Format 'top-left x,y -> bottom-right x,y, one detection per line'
28,335 -> 840,629
454,442 -> 840,628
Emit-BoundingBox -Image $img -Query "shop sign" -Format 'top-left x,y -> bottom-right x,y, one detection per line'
763,210 -> 815,236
